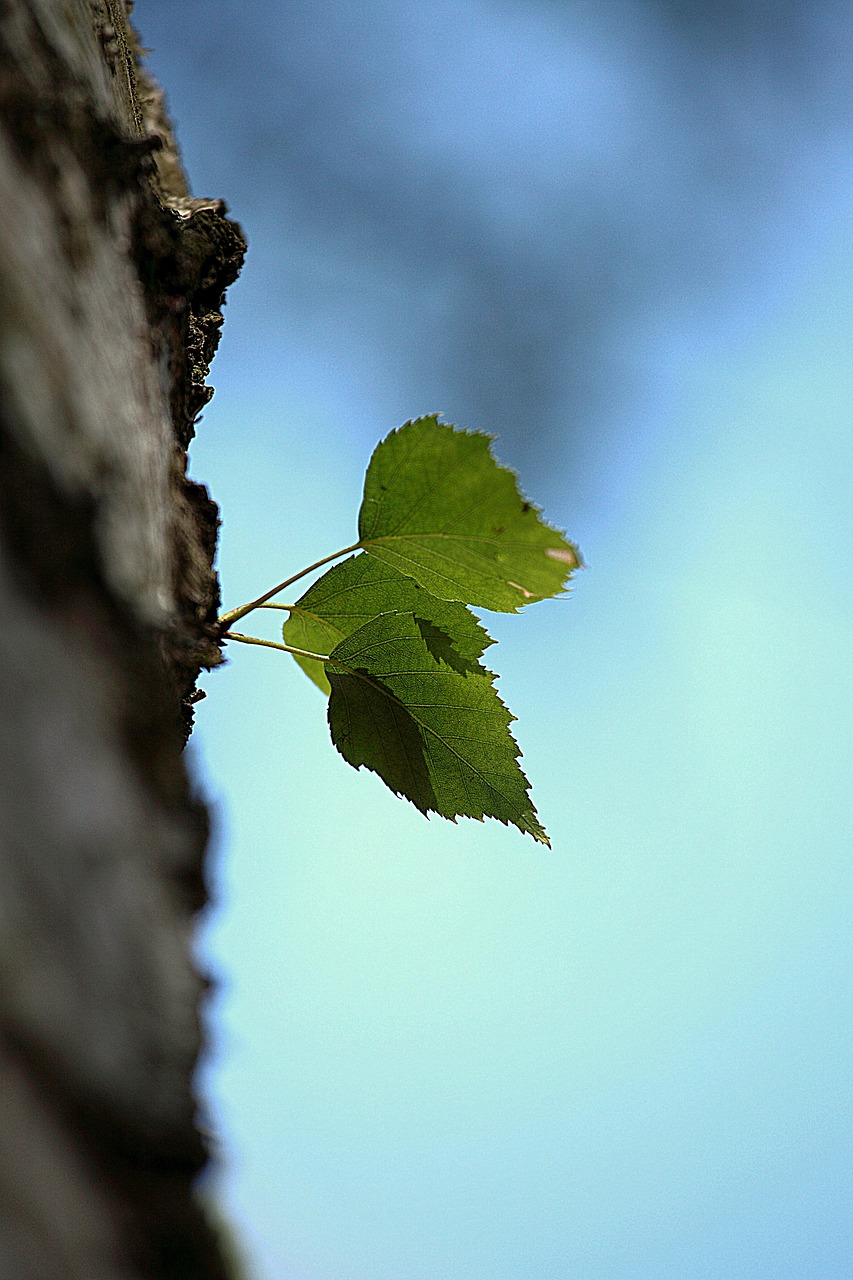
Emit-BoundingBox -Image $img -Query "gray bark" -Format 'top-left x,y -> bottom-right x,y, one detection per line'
0,2 -> 245,1276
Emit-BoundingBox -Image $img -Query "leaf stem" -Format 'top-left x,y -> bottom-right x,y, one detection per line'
217,541 -> 362,630
222,631 -> 331,663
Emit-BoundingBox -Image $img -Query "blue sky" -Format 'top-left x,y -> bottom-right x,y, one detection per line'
140,4 -> 852,1277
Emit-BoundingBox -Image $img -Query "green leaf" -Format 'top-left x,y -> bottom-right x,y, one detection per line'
357,415 -> 581,612
325,610 -> 549,845
283,552 -> 494,695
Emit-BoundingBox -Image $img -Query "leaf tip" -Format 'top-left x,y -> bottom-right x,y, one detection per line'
518,808 -> 551,846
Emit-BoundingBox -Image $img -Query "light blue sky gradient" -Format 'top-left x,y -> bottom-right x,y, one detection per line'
141,3 -> 852,1276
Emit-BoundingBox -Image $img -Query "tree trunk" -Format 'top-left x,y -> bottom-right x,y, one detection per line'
0,2 -> 245,1276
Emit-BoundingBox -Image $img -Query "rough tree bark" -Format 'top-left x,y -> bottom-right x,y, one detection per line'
0,3 -> 245,1276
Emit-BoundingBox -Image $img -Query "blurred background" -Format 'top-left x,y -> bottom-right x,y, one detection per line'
141,3 -> 852,1277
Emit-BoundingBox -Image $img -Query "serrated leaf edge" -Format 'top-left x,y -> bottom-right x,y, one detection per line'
326,612 -> 550,846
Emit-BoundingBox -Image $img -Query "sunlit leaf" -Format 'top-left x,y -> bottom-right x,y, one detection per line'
326,610 -> 549,845
283,553 -> 494,694
357,415 -> 581,612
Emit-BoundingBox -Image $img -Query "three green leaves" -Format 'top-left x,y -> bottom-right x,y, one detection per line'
223,416 -> 581,846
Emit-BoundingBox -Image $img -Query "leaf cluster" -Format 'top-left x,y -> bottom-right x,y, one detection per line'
265,416 -> 581,846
